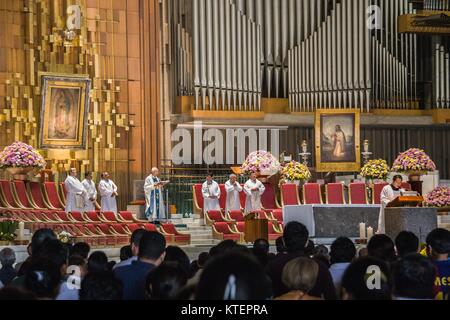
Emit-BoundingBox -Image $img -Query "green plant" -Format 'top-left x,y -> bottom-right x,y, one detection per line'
0,220 -> 19,241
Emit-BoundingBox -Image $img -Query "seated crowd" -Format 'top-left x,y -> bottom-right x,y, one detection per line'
0,223 -> 449,300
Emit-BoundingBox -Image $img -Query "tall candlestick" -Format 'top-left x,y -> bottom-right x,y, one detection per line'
359,223 -> 366,240
18,221 -> 24,240
367,227 -> 374,241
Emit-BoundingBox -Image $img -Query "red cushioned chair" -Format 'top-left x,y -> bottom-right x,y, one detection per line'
0,180 -> 22,209
110,223 -> 132,236
28,182 -> 52,210
43,182 -> 64,210
59,182 -> 67,205
218,184 -> 227,212
268,221 -> 283,241
212,222 -> 241,242
325,183 -> 346,204
100,211 -> 119,223
125,224 -> 144,233
94,224 -> 124,246
234,221 -> 245,234
261,183 -> 282,215
69,211 -> 87,223
373,182 -> 389,205
401,182 -> 412,191
269,210 -> 283,225
117,211 -> 147,224
302,183 -> 323,204
160,224 -> 191,245
55,211 -> 72,223
349,182 -> 368,205
227,210 -> 245,222
192,184 -> 204,216
11,180 -> 35,209
140,223 -> 172,243
80,224 -> 108,246
239,187 -> 246,209
280,183 -> 301,206
42,210 -> 64,223
205,210 -> 228,226
84,211 -> 103,223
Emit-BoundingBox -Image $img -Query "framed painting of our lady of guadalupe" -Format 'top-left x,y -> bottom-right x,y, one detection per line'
39,75 -> 91,149
315,109 -> 361,172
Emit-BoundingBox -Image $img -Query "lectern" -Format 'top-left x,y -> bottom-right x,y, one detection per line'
244,212 -> 268,243
387,196 -> 424,208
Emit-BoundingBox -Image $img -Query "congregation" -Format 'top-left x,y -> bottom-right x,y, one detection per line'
0,222 -> 448,300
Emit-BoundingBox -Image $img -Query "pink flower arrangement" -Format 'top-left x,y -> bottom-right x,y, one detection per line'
425,186 -> 450,208
391,148 -> 436,173
241,150 -> 281,175
0,142 -> 46,169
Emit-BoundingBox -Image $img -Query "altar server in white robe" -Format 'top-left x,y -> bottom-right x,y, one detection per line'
65,168 -> 86,213
225,174 -> 243,214
82,171 -> 97,212
244,172 -> 266,214
202,173 -> 221,215
99,172 -> 118,213
144,167 -> 169,222
377,175 -> 405,234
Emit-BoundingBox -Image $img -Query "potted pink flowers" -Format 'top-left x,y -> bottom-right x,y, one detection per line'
392,148 -> 436,182
241,150 -> 281,180
0,141 -> 46,179
425,186 -> 450,213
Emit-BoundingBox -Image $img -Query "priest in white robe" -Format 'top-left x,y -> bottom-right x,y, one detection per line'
144,167 -> 168,222
99,172 -> 118,213
225,174 -> 242,214
244,172 -> 266,214
64,168 -> 86,213
82,171 -> 97,212
377,175 -> 405,234
202,173 -> 221,215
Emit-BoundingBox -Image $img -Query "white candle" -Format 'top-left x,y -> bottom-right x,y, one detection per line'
359,223 -> 366,240
367,227 -> 374,241
18,221 -> 24,240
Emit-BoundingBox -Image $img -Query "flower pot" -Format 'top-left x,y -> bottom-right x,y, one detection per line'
5,167 -> 36,181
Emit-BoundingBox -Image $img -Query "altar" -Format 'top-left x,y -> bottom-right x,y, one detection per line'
283,205 -> 381,238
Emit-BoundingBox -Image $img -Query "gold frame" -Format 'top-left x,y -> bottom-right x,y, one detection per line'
39,74 -> 91,149
315,109 -> 361,172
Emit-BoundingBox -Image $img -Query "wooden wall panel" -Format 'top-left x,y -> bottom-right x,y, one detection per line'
0,0 -> 162,210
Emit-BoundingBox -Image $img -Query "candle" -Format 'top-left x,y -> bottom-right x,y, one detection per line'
18,221 -> 24,240
364,140 -> 369,153
359,223 -> 366,240
367,227 -> 374,241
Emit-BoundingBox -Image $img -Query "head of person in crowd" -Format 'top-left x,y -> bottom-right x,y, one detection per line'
24,258 -> 62,300
87,251 -> 109,274
367,234 -> 397,264
130,229 -> 146,257
33,239 -> 69,278
252,238 -> 271,267
70,242 -> 91,260
138,232 -> 166,266
341,256 -> 392,300
395,231 -> 419,257
209,240 -> 249,257
85,171 -> 93,181
426,228 -> 450,261
0,287 -> 36,300
196,251 -> 273,300
283,222 -> 309,254
391,175 -> 403,189
79,272 -> 123,300
120,245 -> 133,262
393,253 -> 436,300
69,167 -> 78,177
330,237 -> 356,265
206,173 -> 213,184
313,244 -> 330,267
278,257 -> 320,300
164,246 -> 191,275
197,252 -> 210,269
0,248 -> 16,269
30,229 -> 57,257
275,236 -> 287,255
145,262 -> 188,300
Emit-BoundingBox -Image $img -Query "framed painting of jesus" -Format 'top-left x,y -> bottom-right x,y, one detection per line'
39,75 -> 91,149
315,109 -> 361,173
